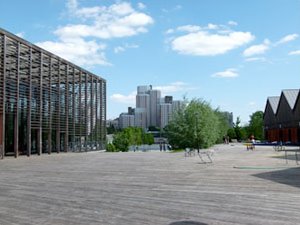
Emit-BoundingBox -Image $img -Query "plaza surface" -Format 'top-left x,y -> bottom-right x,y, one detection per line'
1,144 -> 300,225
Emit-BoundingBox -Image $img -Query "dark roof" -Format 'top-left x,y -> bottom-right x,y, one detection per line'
267,96 -> 280,113
282,89 -> 299,110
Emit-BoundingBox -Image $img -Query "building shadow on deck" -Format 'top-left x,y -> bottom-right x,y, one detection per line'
253,167 -> 300,188
169,221 -> 208,225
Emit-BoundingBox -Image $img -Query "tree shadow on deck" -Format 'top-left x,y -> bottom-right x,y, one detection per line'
253,167 -> 300,188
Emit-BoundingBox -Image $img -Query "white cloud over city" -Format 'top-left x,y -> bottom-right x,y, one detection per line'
36,0 -> 153,67
110,82 -> 195,105
167,22 -> 255,56
110,92 -> 137,105
155,82 -> 195,96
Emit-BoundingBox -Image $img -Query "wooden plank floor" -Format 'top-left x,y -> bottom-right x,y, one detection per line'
0,144 -> 300,225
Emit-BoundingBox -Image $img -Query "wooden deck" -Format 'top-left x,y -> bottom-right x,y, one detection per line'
0,144 -> 300,225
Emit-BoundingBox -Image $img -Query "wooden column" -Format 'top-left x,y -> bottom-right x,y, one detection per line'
1,35 -> 6,159
85,73 -> 88,151
48,58 -> 52,154
26,48 -> 32,157
56,61 -> 61,153
14,42 -> 20,158
78,71 -> 82,151
72,68 -> 75,151
37,52 -> 43,155
64,65 -> 69,152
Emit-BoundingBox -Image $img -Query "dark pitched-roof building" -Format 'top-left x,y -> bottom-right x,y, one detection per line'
264,89 -> 300,144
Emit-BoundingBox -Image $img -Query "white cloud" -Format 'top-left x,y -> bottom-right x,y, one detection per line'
137,2 -> 146,10
289,50 -> 300,55
36,0 -> 153,67
207,23 -> 219,30
162,4 -> 182,13
114,43 -> 139,53
15,32 -> 25,38
228,21 -> 238,26
155,82 -> 195,95
177,25 -> 201,33
62,1 -> 154,39
165,29 -> 175,34
245,57 -> 267,62
248,101 -> 256,107
114,46 -> 125,54
170,26 -> 254,56
276,34 -> 298,45
110,92 -> 136,105
36,37 -> 110,66
212,68 -> 239,78
243,39 -> 270,57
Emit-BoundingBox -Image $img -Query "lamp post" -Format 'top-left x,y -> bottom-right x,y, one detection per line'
279,124 -> 282,145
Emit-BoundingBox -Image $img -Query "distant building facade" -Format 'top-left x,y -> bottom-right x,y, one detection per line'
0,28 -> 106,158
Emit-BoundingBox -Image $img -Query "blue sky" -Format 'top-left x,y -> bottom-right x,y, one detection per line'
1,0 -> 300,124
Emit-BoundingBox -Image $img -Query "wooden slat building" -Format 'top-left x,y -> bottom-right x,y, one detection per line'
0,28 -> 106,158
264,89 -> 300,144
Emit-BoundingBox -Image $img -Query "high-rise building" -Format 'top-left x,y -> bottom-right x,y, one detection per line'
164,96 -> 173,104
160,103 -> 173,129
172,100 -> 183,113
149,89 -> 161,127
137,85 -> 151,94
119,113 -> 135,129
118,85 -> 182,130
136,93 -> 150,127
134,108 -> 147,130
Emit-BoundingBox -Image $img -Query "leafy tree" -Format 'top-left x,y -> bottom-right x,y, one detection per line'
148,126 -> 160,132
165,98 -> 222,150
233,117 -> 243,141
112,127 -> 154,151
247,111 -> 264,140
214,109 -> 231,143
112,131 -> 130,152
106,143 -> 117,152
227,128 -> 236,140
107,124 -> 118,134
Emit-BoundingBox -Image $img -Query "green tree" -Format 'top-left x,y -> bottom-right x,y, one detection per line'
112,131 -> 130,152
214,109 -> 231,143
106,143 -> 117,152
112,127 -> 154,152
143,133 -> 154,145
227,128 -> 236,140
233,117 -> 243,141
247,111 -> 264,140
165,98 -> 221,150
